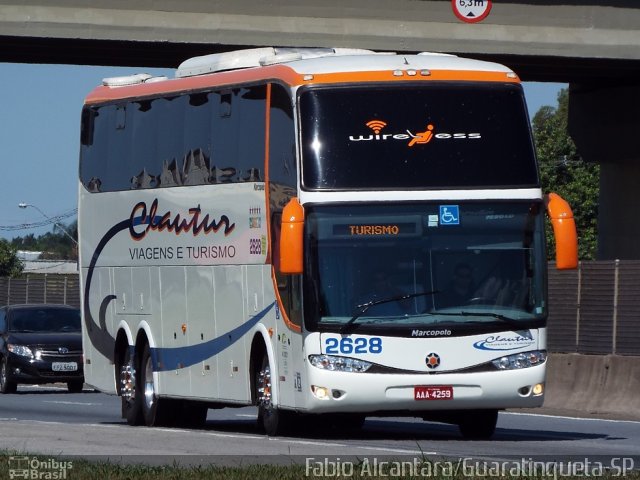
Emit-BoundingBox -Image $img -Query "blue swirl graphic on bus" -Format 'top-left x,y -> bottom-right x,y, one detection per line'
82,209 -> 248,368
150,303 -> 274,372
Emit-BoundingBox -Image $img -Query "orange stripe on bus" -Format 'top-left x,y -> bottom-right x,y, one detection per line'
306,70 -> 519,85
84,65 -> 519,104
84,65 -> 302,104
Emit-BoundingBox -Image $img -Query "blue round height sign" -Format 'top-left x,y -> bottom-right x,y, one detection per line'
452,0 -> 492,23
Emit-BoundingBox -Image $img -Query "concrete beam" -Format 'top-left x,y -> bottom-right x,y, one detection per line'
568,84 -> 640,260
0,1 -> 639,80
569,84 -> 640,165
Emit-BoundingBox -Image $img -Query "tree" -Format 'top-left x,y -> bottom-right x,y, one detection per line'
10,220 -> 77,261
0,239 -> 23,277
532,88 -> 600,260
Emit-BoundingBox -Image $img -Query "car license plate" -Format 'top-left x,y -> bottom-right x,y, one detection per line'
414,385 -> 453,400
52,362 -> 78,372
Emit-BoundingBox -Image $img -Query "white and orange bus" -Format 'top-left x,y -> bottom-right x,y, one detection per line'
78,47 -> 577,438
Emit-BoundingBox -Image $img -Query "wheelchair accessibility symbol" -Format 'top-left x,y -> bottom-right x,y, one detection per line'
439,205 -> 460,225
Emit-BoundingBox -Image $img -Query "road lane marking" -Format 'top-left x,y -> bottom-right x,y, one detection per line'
355,446 -> 437,455
268,438 -> 348,448
503,411 -> 640,424
21,385 -> 67,390
43,401 -> 103,406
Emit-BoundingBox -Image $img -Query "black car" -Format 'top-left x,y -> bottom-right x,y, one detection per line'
0,304 -> 84,393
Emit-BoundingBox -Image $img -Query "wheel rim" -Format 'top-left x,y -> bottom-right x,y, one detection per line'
120,362 -> 136,400
143,355 -> 155,411
257,363 -> 273,413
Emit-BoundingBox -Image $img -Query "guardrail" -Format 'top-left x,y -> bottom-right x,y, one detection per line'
0,274 -> 80,308
548,260 -> 640,356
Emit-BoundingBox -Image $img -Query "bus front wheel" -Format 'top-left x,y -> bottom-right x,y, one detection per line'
256,353 -> 291,436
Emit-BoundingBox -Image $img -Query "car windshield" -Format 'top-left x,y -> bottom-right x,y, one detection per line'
8,308 -> 81,333
303,202 -> 546,332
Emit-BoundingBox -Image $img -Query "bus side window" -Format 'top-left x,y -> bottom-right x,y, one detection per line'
271,212 -> 302,328
268,83 -> 297,212
237,86 -> 266,183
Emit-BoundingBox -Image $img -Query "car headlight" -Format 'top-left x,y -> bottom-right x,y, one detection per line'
492,350 -> 546,370
8,344 -> 34,358
309,354 -> 372,373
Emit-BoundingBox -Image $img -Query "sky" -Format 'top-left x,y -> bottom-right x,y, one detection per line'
0,62 -> 565,241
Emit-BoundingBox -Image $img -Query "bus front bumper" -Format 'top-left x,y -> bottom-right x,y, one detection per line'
302,364 -> 546,414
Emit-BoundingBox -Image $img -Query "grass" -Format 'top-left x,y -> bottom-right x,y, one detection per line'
1,451 -> 639,479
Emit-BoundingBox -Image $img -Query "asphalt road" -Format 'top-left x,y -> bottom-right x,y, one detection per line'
1,384 -> 639,469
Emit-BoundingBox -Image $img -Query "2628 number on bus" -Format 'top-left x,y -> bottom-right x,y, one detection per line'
324,337 -> 383,354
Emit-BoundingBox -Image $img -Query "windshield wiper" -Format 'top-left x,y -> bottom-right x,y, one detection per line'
341,290 -> 439,333
458,310 -> 523,329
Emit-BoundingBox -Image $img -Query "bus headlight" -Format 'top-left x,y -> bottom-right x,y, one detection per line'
309,355 -> 372,373
492,350 -> 546,370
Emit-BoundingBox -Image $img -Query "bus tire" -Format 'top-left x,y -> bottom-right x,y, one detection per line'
458,409 -> 498,440
120,347 -> 144,426
140,343 -> 170,427
256,353 -> 291,436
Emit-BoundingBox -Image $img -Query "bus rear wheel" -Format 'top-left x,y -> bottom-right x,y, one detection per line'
120,347 -> 143,425
256,353 -> 291,436
140,343 -> 170,427
457,410 -> 498,439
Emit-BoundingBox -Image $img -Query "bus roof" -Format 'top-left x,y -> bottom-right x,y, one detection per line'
84,47 -> 519,105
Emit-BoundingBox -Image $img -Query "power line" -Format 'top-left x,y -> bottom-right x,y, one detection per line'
0,208 -> 77,232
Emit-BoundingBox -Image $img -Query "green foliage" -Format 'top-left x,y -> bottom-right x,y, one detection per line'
10,220 -> 77,261
532,89 -> 600,260
0,239 -> 24,277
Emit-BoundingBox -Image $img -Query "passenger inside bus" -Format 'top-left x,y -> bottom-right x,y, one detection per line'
439,262 -> 476,307
439,260 -> 530,310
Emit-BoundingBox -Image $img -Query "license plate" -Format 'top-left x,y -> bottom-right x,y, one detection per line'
414,385 -> 453,400
52,362 -> 78,372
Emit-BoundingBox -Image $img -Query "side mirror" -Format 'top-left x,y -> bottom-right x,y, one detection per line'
279,197 -> 304,274
545,192 -> 578,270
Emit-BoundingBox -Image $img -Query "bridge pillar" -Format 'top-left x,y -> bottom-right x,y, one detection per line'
568,84 -> 640,260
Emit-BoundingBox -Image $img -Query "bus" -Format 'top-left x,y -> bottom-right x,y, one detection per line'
78,47 -> 577,438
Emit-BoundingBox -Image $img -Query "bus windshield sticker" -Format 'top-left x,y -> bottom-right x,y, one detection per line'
428,214 -> 439,227
439,205 -> 460,225
348,119 -> 481,147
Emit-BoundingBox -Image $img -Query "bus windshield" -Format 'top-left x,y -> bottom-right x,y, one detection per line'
299,83 -> 538,190
303,202 -> 546,332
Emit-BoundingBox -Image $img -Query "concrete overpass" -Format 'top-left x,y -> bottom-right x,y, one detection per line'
1,0 -> 639,258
